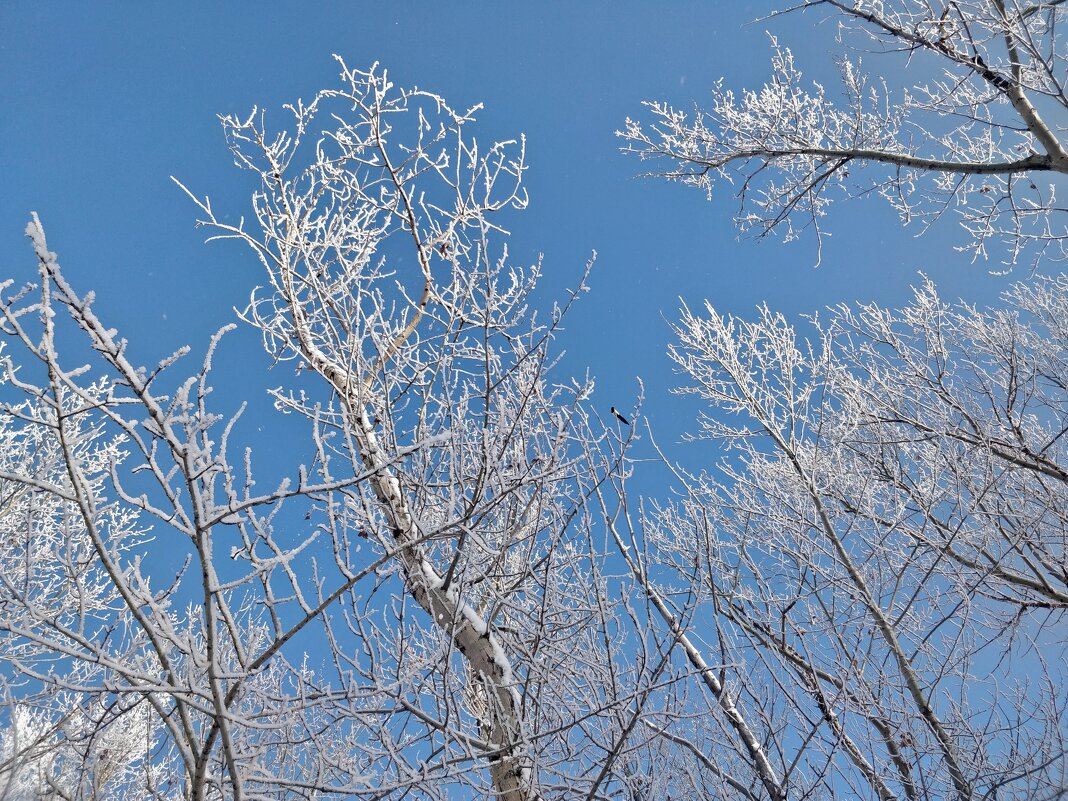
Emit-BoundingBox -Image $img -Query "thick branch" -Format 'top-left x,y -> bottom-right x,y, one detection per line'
695,148 -> 1054,177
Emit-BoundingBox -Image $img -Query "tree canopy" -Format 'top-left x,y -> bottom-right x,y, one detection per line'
2,5 -> 1067,800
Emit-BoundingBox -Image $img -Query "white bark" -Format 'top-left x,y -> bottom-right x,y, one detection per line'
0,63 -> 657,800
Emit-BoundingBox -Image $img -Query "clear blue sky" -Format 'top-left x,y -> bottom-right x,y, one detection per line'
1,3 -> 1014,464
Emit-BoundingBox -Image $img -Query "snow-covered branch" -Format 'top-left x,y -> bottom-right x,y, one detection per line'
621,2 -> 1068,267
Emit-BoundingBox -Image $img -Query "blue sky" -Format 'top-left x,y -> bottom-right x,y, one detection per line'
2,3 -> 1015,465
3,10 -> 1062,796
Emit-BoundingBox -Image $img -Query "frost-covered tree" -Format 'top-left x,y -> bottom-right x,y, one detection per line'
606,276 -> 1068,800
0,64 -> 662,801
621,0 -> 1068,267
611,9 -> 1068,794
7,33 -> 1068,801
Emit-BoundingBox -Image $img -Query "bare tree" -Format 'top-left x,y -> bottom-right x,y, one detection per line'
620,0 -> 1068,267
606,276 -> 1068,800
7,26 -> 1067,801
0,63 -> 663,800
614,10 -> 1068,791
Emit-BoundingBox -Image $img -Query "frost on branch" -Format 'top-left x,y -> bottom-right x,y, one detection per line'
633,275 -> 1068,800
0,63 -> 660,800
175,59 -> 663,801
621,3 -> 1068,268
